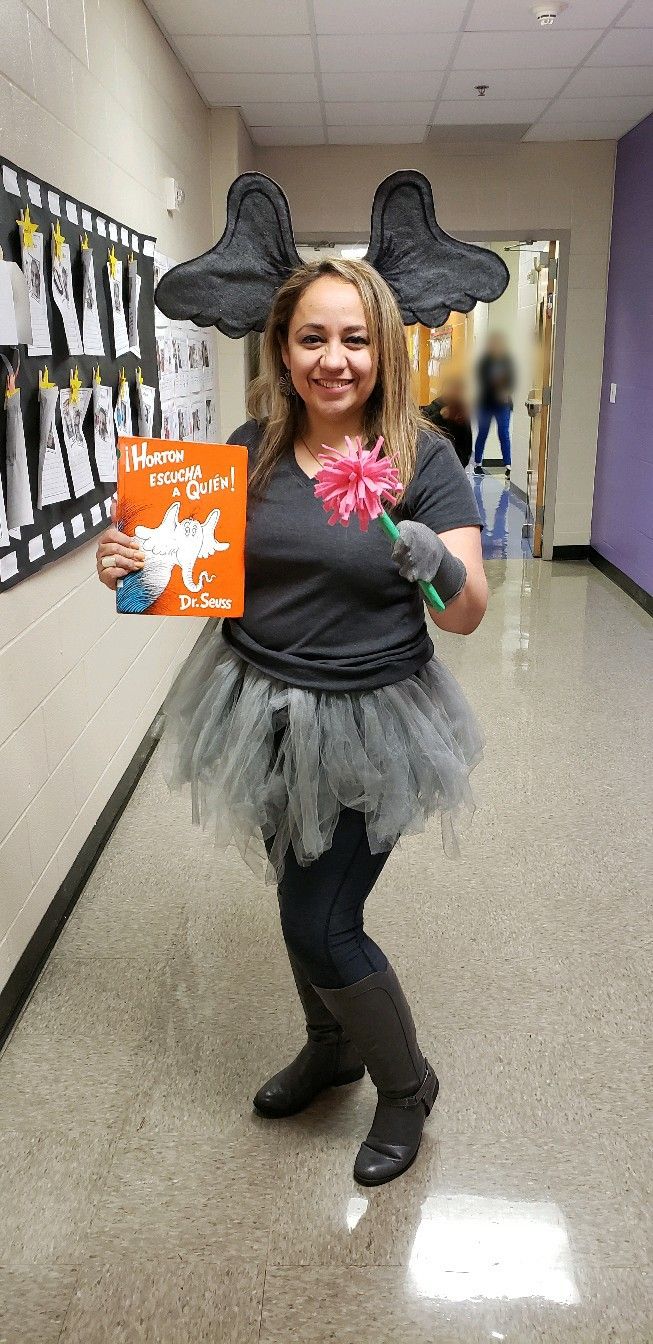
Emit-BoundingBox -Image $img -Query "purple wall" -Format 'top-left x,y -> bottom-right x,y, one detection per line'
591,113 -> 653,596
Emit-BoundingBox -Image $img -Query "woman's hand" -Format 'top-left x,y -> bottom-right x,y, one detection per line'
95,497 -> 146,591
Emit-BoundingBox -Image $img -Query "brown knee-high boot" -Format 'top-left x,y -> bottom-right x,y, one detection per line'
313,963 -> 439,1185
253,944 -> 365,1118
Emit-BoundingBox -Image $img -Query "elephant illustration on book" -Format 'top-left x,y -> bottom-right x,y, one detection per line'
117,501 -> 230,613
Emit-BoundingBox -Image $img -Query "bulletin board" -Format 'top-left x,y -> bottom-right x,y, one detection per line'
0,155 -> 160,593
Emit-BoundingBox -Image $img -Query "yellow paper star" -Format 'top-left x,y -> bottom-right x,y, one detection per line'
81,231 -> 90,251
108,245 -> 119,279
52,219 -> 66,261
93,365 -> 102,385
39,365 -> 56,390
135,365 -> 143,384
17,205 -> 39,250
69,365 -> 83,405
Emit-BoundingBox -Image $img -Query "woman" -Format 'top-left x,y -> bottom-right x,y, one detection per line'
473,331 -> 515,480
96,258 -> 487,1187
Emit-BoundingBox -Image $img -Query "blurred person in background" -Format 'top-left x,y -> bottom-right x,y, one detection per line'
422,372 -> 473,471
473,332 -> 515,480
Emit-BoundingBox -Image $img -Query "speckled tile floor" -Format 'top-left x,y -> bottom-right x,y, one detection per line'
1,557 -> 651,1343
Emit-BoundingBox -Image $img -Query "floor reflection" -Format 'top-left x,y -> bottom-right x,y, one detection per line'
472,469 -> 532,561
407,1193 -> 579,1305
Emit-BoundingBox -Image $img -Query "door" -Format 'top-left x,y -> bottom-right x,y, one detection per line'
524,241 -> 557,557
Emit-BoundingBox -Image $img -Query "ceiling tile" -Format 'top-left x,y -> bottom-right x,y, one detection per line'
617,1 -> 653,25
524,121 -> 632,141
253,127 -> 326,146
314,0 -> 467,34
586,28 -> 653,64
174,34 -> 314,73
563,65 -> 653,96
241,103 -> 323,127
322,70 -> 445,100
435,98 -> 548,124
455,29 -> 603,69
325,101 -> 434,125
466,0 -> 629,28
328,125 -> 426,143
194,71 -> 320,103
441,67 -> 573,98
318,32 -> 455,71
538,95 -> 653,123
148,0 -> 310,36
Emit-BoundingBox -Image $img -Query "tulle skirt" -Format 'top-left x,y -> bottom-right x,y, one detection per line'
156,622 -> 483,887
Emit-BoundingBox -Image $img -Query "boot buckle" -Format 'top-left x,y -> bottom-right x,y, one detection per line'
382,1062 -> 434,1110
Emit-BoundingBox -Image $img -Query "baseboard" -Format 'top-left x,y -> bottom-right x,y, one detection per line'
589,547 -> 653,617
0,722 -> 159,1053
552,545 -> 590,561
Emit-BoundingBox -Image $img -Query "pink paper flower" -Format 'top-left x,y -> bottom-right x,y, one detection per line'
313,435 -> 403,532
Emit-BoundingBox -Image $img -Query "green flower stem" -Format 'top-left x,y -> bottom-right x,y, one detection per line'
378,510 -> 446,613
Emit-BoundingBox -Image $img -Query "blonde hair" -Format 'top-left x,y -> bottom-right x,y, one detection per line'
246,257 -> 431,500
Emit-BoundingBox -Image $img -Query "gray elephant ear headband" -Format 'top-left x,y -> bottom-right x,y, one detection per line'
154,169 -> 509,338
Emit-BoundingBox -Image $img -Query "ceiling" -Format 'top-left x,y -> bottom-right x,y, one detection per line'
144,0 -> 653,145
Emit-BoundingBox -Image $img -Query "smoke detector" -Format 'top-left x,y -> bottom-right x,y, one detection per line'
532,3 -> 568,25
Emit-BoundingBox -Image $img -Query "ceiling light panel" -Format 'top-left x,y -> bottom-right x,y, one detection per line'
435,98 -> 549,123
318,32 -> 456,72
149,0 -> 310,35
193,72 -> 320,103
314,0 -> 468,34
455,29 -> 604,68
322,70 -> 446,101
441,66 -> 573,97
586,28 -> 653,64
465,0 -> 630,28
174,34 -> 314,73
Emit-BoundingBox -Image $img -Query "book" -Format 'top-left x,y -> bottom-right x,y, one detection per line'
115,435 -> 248,617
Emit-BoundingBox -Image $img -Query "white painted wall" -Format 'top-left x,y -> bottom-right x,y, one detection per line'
0,0 -> 223,992
256,139 -> 614,548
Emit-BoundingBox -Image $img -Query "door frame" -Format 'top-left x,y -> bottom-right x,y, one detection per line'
296,229 -> 571,563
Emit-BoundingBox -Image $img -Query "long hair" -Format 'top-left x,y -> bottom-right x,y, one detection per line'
246,257 -> 431,501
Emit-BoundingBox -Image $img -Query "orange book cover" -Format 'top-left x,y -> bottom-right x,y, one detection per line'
115,435 -> 248,617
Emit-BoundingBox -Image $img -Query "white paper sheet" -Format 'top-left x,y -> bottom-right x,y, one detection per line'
205,396 -> 215,441
38,385 -> 70,507
143,238 -> 155,258
128,258 -> 141,356
93,383 -> 117,482
177,400 -> 191,441
28,534 -> 45,560
172,330 -> 189,398
161,401 -> 177,441
114,382 -> 132,437
81,248 -> 105,356
131,234 -> 139,252
108,257 -> 129,357
96,216 -> 107,237
51,239 -> 83,356
27,179 -> 42,208
188,336 -> 203,394
0,472 -> 9,548
120,227 -> 129,246
5,390 -> 34,535
190,397 -> 205,443
22,231 -> 51,357
0,262 -> 18,345
48,190 -> 61,215
108,222 -> 118,242
137,382 -> 156,436
81,209 -> 93,231
60,386 -> 94,497
65,200 -> 79,224
2,164 -> 20,195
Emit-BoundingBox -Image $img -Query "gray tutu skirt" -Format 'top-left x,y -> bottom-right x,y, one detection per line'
157,622 -> 483,887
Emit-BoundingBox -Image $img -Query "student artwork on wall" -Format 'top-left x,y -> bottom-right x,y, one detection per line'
154,249 -> 219,445
0,155 -> 160,591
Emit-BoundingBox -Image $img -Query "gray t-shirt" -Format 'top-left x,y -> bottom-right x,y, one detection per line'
221,420 -> 482,691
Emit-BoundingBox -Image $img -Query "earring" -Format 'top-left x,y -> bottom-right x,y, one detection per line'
279,369 -> 294,396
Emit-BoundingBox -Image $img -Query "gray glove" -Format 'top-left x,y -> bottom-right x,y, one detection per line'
392,520 -> 467,605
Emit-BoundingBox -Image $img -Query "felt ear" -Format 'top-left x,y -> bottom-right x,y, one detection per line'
364,170 -> 509,327
154,173 -> 303,337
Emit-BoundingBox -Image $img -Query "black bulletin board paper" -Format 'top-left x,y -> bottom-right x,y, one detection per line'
0,157 -> 160,593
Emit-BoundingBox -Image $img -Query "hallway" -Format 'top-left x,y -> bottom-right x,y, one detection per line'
1,558 -> 650,1342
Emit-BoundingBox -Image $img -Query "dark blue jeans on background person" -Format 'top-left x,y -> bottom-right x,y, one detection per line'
263,805 -> 393,989
474,403 -> 512,468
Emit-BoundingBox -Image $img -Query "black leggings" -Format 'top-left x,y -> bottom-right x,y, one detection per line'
263,806 -> 394,988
